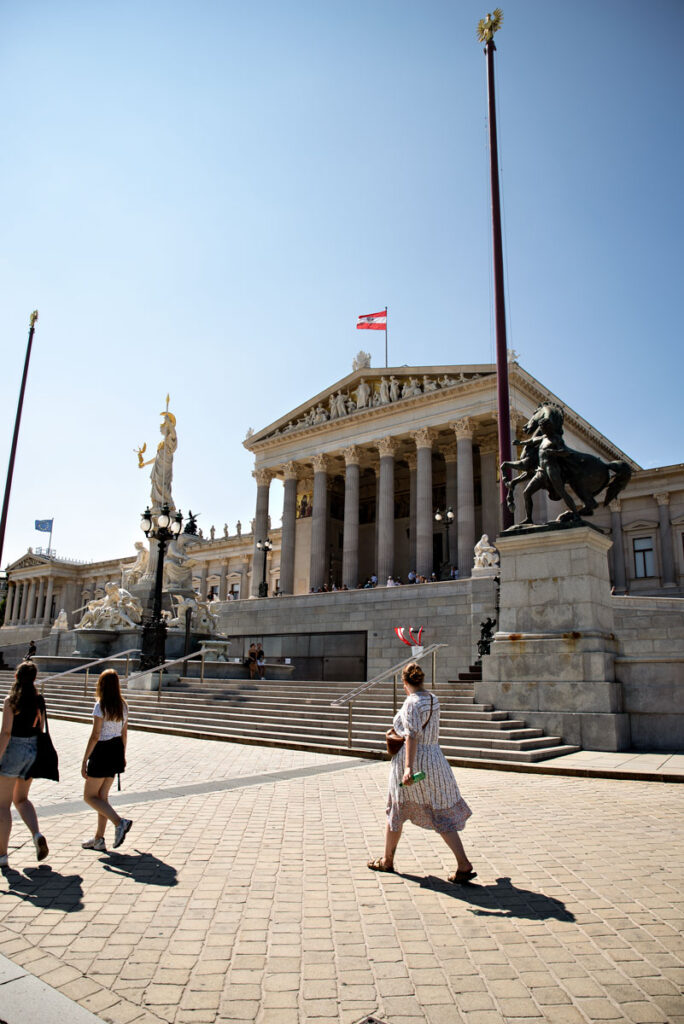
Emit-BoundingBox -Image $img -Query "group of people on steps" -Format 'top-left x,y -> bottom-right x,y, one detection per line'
0,662 -> 132,866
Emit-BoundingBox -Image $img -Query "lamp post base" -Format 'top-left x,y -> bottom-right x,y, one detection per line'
140,617 -> 167,670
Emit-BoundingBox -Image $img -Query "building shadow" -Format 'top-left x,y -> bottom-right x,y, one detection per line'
400,873 -> 575,922
99,849 -> 178,887
0,864 -> 84,912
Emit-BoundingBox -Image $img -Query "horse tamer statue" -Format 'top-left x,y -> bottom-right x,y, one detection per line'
502,402 -> 632,526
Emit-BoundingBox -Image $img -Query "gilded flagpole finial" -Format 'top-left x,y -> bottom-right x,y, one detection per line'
29,310 -> 39,328
477,8 -> 503,44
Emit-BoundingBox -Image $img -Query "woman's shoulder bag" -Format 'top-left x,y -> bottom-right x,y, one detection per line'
29,706 -> 60,782
385,693 -> 434,758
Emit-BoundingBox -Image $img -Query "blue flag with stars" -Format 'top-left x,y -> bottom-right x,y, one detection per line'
35,519 -> 53,532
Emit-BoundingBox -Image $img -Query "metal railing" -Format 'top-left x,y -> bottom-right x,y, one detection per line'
330,643 -> 448,748
38,649 -> 141,697
125,650 -> 205,702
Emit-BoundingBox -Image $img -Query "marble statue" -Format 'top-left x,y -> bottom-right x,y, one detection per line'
164,533 -> 197,591
51,608 -> 69,632
77,582 -> 143,630
236,520 -> 242,536
355,378 -> 371,409
123,541 -> 149,587
501,402 -> 632,525
353,351 -> 371,371
438,375 -> 455,388
210,525 -> 215,541
167,595 -> 222,635
389,376 -> 400,402
245,427 -> 254,439
150,401 -> 177,511
313,405 -> 328,424
328,395 -> 337,420
401,378 -> 421,399
474,535 -> 500,569
334,392 -> 348,418
379,377 -> 390,404
423,375 -> 438,392
223,523 -> 229,538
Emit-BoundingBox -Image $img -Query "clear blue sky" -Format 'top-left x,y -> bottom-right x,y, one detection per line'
1,0 -> 682,569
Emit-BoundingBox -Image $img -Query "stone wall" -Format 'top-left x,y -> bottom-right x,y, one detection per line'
215,577 -> 498,683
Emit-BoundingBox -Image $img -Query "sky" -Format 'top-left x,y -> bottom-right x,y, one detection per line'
1,0 -> 682,570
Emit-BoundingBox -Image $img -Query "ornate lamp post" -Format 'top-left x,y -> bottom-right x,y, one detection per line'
139,503 -> 183,669
434,507 -> 455,579
256,538 -> 272,597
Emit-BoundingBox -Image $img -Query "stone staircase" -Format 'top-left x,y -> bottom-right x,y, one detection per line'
0,666 -> 580,765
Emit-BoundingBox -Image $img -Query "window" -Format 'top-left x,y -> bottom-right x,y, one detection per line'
633,537 -> 655,578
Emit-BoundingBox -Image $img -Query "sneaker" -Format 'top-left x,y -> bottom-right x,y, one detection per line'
0,854 -> 8,868
113,818 -> 132,849
82,837 -> 106,851
34,834 -> 49,861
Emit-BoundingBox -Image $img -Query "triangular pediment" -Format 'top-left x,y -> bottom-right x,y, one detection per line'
244,363 -> 496,449
7,552 -> 50,571
622,519 -> 659,533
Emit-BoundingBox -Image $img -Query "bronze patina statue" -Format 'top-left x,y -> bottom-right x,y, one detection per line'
502,402 -> 632,526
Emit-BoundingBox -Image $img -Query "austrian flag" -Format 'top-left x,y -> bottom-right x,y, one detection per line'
356,310 -> 387,331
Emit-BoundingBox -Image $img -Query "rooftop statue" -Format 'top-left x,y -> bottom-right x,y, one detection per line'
502,402 -> 632,526
353,350 -> 371,371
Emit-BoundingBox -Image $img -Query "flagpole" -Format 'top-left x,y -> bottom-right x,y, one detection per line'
385,307 -> 388,368
478,11 -> 514,530
48,522 -> 53,557
0,311 -> 39,570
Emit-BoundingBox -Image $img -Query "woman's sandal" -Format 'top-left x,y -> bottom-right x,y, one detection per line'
367,857 -> 395,873
448,868 -> 477,884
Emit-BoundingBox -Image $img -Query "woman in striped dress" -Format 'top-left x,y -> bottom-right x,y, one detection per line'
368,662 -> 476,883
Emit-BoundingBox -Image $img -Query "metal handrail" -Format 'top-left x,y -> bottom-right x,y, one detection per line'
38,648 -> 141,697
330,643 -> 448,750
331,643 -> 448,707
125,650 -> 205,702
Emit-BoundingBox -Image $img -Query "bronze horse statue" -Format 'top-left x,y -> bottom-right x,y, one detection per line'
501,402 -> 632,525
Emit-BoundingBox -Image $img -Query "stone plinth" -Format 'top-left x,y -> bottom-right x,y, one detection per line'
479,526 -> 630,751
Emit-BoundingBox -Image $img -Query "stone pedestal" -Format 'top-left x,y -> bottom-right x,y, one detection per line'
478,526 -> 630,751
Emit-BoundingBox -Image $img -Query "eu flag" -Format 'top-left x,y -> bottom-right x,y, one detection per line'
35,519 -> 53,532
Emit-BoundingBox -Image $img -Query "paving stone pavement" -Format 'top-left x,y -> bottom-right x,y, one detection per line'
0,719 -> 683,1024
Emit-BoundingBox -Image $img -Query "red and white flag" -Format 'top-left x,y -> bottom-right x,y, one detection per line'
356,310 -> 387,331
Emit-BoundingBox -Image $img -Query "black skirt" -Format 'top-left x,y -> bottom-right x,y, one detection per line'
87,737 -> 126,778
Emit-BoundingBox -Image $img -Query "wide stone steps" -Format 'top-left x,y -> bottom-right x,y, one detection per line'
0,669 -> 580,764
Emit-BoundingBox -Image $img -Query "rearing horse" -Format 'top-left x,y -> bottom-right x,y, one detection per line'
501,403 -> 632,525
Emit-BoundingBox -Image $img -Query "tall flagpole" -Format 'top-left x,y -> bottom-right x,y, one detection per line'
385,306 -> 388,368
0,311 -> 39,570
478,10 -> 513,530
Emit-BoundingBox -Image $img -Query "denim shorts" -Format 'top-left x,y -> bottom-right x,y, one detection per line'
0,735 -> 38,779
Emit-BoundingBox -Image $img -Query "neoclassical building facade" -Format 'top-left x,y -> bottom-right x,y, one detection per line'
1,360 -> 683,644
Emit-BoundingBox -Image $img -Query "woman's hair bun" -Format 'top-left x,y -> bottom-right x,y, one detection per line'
403,662 -> 425,687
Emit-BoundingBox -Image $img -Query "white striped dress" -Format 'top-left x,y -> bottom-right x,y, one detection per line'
386,690 -> 472,833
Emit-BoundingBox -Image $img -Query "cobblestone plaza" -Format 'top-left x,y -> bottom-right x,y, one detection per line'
1,720 -> 682,1024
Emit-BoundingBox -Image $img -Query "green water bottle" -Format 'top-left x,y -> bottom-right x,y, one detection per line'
400,771 -> 426,787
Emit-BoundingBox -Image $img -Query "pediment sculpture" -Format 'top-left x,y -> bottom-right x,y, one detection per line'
76,583 -> 143,630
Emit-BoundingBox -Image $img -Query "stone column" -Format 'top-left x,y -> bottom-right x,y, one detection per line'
479,443 -> 500,541
609,499 -> 627,593
454,418 -> 475,577
342,446 -> 361,589
655,492 -> 677,588
43,577 -> 54,625
19,580 -> 31,624
376,437 -> 397,584
309,454 -> 329,591
199,566 -> 208,600
407,454 -> 417,573
7,582 -> 18,624
35,579 -> 45,624
250,468 -> 272,597
412,429 -> 434,579
279,462 -> 298,595
443,444 -> 458,569
218,565 -> 227,601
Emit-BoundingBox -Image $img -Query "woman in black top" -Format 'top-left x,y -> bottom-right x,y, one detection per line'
0,661 -> 49,867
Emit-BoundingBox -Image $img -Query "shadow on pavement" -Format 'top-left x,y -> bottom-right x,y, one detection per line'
0,864 -> 84,912
401,873 -> 575,922
99,849 -> 178,886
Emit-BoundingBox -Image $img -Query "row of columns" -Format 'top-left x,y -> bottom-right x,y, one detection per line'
252,419 -> 484,595
5,576 -> 55,626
